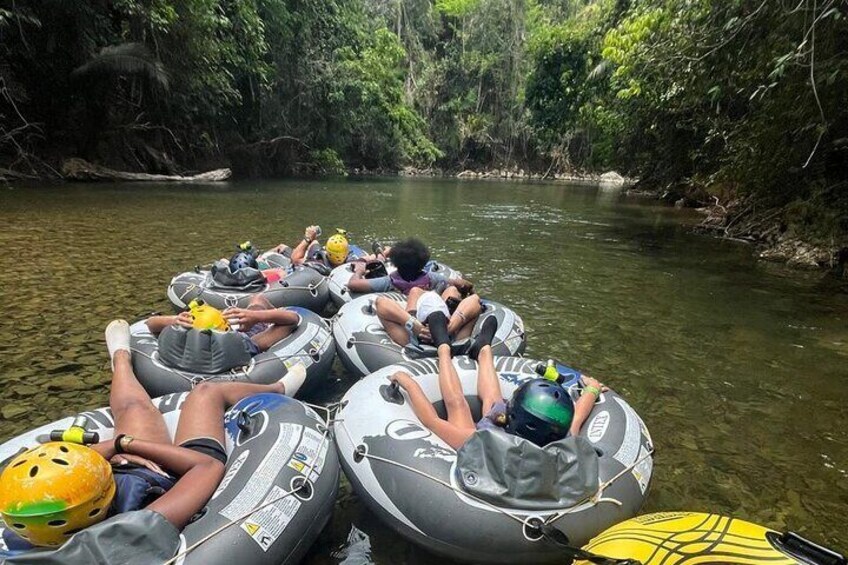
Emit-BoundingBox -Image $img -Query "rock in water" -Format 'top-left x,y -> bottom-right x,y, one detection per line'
599,171 -> 626,185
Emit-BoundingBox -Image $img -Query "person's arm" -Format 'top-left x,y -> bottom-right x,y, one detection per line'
346,271 -> 392,294
449,277 -> 474,294
291,225 -> 320,265
430,272 -> 473,295
570,376 -> 605,436
223,307 -> 299,329
145,312 -> 193,335
117,436 -> 225,529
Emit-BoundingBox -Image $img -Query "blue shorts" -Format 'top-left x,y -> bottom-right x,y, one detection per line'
239,322 -> 270,356
476,400 -> 508,431
240,333 -> 262,356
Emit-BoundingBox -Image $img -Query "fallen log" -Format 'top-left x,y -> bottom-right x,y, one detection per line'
61,158 -> 231,182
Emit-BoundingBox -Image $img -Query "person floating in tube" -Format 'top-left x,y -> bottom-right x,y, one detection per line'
388,315 -> 605,450
0,320 -> 308,552
348,238 -> 480,346
146,294 -> 301,356
270,225 -> 388,271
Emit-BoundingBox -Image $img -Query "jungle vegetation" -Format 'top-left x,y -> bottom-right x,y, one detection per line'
1,0 -> 846,241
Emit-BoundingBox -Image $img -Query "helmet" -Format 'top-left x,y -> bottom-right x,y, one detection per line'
0,442 -> 115,546
325,234 -> 349,267
229,251 -> 258,272
505,379 -> 574,446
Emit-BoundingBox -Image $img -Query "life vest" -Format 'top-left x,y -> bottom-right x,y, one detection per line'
390,271 -> 431,294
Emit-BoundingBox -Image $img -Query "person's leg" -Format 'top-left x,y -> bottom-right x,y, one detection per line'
436,345 -> 474,429
106,320 -> 171,443
243,295 -> 297,351
466,316 -> 498,361
173,380 -> 287,446
441,286 -> 462,302
405,286 -> 426,315
390,370 -> 474,450
475,345 -> 503,415
447,294 -> 481,338
249,324 -> 295,351
376,296 -> 422,346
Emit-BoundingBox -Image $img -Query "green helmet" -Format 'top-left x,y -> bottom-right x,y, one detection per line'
505,379 -> 574,446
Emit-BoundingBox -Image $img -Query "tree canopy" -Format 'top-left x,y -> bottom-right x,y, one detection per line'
1,0 -> 846,239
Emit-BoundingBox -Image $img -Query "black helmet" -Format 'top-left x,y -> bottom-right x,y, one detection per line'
505,379 -> 575,446
229,251 -> 258,272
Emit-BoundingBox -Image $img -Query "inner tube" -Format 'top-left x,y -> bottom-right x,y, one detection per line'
328,260 -> 463,307
332,292 -> 526,378
333,356 -> 653,564
0,392 -> 339,564
130,308 -> 335,399
167,265 -> 330,313
578,512 -> 845,565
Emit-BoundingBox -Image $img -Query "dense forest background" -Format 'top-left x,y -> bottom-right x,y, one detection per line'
1,0 -> 846,246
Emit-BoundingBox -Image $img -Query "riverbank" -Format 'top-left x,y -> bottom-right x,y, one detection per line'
690,197 -> 846,272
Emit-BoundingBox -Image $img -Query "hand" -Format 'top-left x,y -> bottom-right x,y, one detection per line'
223,307 -> 263,331
304,225 -> 319,242
110,453 -> 170,477
353,261 -> 367,276
418,326 -> 432,344
459,281 -> 475,296
581,375 -> 608,392
389,372 -> 413,390
174,311 -> 194,329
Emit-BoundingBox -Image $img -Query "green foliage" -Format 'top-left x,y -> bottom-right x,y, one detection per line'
333,28 -> 441,167
1,0 -> 847,240
309,148 -> 346,176
435,0 -> 481,17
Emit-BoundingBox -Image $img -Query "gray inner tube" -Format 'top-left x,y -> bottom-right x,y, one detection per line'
130,308 -> 335,398
0,393 -> 340,565
333,356 -> 653,563
332,292 -> 526,378
167,265 -> 329,313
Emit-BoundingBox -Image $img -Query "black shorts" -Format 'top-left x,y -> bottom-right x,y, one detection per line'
180,437 -> 227,465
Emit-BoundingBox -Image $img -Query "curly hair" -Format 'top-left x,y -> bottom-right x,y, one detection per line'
388,238 -> 431,281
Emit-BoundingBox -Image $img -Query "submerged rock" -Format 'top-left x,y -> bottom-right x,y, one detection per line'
2,405 -> 29,420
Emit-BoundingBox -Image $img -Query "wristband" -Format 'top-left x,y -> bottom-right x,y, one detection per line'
114,434 -> 134,454
582,385 -> 600,398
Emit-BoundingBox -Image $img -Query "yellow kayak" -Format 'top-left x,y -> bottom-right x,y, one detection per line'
577,512 -> 844,564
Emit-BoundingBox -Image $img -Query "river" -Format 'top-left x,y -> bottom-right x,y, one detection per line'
0,177 -> 845,560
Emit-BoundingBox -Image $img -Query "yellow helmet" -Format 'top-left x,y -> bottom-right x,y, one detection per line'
325,233 -> 349,266
0,442 -> 115,547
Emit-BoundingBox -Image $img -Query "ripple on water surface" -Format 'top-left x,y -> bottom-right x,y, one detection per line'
0,178 -> 846,561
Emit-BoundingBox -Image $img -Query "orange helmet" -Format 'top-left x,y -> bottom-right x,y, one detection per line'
326,233 -> 349,266
0,442 -> 115,546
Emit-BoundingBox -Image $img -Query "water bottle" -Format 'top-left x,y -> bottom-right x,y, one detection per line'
536,359 -> 566,384
49,416 -> 99,445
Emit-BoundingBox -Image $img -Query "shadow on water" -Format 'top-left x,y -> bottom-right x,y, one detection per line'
0,177 -> 845,562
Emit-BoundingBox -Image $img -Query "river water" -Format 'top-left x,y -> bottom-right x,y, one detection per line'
0,178 -> 845,560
